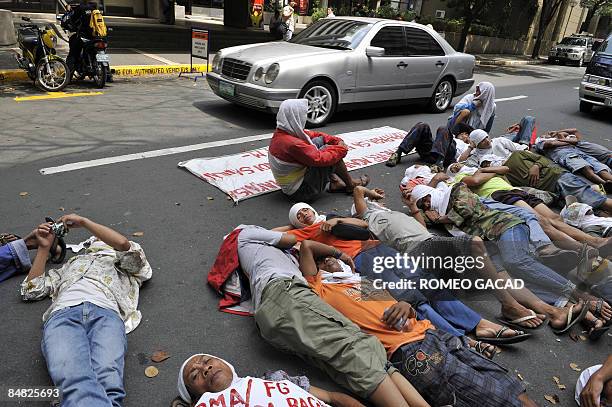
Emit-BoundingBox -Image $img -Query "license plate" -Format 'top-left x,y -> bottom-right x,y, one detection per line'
219,81 -> 235,97
96,54 -> 110,62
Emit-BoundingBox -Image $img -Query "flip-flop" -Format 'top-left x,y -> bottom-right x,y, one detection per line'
470,341 -> 496,360
474,326 -> 532,345
586,317 -> 610,341
0,233 -> 21,246
496,310 -> 548,330
551,302 -> 589,335
48,236 -> 67,264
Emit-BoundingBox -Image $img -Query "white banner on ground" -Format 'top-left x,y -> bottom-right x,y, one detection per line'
178,126 -> 408,203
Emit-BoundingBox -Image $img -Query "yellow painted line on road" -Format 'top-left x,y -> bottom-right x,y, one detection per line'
14,92 -> 104,102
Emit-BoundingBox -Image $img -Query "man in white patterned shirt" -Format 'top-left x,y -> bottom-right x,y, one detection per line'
22,214 -> 152,407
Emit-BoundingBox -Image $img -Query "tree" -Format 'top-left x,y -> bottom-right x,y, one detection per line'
580,0 -> 612,32
531,0 -> 564,59
447,0 -> 494,52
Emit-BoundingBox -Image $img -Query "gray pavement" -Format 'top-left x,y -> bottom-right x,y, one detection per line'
0,62 -> 610,407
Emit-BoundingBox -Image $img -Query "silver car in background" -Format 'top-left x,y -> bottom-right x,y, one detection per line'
548,35 -> 595,67
206,17 -> 475,126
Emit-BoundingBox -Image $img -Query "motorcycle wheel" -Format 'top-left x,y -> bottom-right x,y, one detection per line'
93,63 -> 106,88
35,58 -> 69,92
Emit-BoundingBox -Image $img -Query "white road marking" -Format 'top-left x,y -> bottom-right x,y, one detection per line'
574,87 -> 580,89
40,133 -> 273,175
495,95 -> 528,102
40,94 -> 528,175
129,48 -> 179,65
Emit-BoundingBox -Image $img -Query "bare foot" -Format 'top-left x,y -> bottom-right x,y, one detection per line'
475,319 -> 525,338
466,338 -> 497,359
500,304 -> 545,328
0,233 -> 19,245
548,302 -> 585,330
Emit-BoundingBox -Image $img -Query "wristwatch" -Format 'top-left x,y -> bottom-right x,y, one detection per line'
333,249 -> 342,259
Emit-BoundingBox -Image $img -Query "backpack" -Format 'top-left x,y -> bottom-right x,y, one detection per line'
89,9 -> 107,37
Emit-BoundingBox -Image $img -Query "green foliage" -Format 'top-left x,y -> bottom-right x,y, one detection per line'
376,4 -> 396,19
311,7 -> 327,22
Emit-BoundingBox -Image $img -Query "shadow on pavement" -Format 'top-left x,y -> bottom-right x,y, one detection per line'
476,65 -> 562,80
193,100 -> 276,131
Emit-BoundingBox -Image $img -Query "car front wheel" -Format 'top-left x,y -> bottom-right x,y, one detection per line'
429,78 -> 454,113
300,80 -> 337,127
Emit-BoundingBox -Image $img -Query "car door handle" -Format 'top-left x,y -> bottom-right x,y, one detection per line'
435,61 -> 445,67
397,61 -> 408,68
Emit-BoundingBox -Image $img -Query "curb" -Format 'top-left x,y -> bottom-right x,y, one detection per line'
0,63 -> 212,83
476,59 -> 547,66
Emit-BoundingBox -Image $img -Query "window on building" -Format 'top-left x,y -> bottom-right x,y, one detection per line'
370,26 -> 407,56
435,9 -> 446,19
405,27 -> 445,56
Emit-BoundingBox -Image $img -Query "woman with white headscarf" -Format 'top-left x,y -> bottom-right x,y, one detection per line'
448,81 -> 497,133
176,354 -> 364,407
268,99 -> 369,202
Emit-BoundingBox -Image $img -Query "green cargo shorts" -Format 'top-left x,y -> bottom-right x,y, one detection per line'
254,277 -> 391,398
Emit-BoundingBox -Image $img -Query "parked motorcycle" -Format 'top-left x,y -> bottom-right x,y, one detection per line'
15,17 -> 70,92
73,36 -> 110,88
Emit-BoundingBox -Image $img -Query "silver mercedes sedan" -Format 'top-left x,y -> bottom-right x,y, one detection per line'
206,17 -> 475,126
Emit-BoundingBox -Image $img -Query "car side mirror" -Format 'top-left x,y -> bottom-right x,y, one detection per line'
366,46 -> 385,57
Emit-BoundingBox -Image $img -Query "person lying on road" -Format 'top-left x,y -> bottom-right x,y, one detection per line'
21,214 -> 152,407
176,354 -> 368,407
298,239 -> 539,407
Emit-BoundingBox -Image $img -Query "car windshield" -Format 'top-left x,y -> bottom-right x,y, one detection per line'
559,37 -> 586,46
290,19 -> 372,50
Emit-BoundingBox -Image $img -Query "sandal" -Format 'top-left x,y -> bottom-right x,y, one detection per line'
474,326 -> 532,345
0,233 -> 20,246
551,301 -> 589,335
585,317 -> 609,341
470,341 -> 497,360
497,310 -> 548,330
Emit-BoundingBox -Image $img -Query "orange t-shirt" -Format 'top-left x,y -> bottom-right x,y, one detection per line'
307,273 -> 434,358
287,222 -> 378,258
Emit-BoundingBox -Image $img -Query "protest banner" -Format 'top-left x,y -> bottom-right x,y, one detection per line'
178,126 -> 409,203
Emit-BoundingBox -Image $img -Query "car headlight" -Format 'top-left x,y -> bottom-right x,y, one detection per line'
264,63 -> 280,84
253,67 -> 264,81
583,74 -> 590,82
212,54 -> 222,72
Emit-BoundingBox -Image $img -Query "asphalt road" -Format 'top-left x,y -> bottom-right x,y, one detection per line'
0,63 -> 610,407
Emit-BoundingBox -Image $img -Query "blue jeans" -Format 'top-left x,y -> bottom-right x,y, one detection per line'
355,245 -> 481,337
556,172 -> 608,209
501,116 -> 536,145
498,225 -> 575,307
42,302 -> 127,407
481,198 -> 550,250
576,141 -> 612,167
0,240 -> 31,283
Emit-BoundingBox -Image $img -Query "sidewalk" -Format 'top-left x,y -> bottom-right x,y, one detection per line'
475,54 -> 548,66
